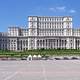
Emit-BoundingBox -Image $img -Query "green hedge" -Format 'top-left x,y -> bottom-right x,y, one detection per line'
0,49 -> 80,57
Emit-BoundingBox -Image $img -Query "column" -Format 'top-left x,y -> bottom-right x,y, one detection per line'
58,39 -> 59,48
59,39 -> 61,49
55,39 -> 57,49
54,39 -> 55,49
73,38 -> 76,49
44,39 -> 46,49
60,39 -> 62,49
28,38 -> 31,50
47,39 -> 49,49
46,39 -> 48,49
35,38 -> 37,49
66,38 -> 70,49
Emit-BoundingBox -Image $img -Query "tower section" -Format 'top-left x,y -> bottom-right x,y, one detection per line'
63,16 -> 72,36
28,16 -> 38,50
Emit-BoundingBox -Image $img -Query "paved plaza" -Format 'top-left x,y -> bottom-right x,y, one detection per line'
0,60 -> 80,80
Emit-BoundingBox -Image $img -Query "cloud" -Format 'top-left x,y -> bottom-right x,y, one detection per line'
69,9 -> 76,13
56,6 -> 66,11
49,6 -> 76,14
49,6 -> 66,12
49,8 -> 55,11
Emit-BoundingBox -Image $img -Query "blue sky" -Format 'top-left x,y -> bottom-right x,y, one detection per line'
0,0 -> 80,32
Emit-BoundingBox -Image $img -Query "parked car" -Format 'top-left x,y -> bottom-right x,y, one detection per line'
1,57 -> 8,60
63,57 -> 69,60
21,57 -> 27,60
54,57 -> 61,60
71,57 -> 78,60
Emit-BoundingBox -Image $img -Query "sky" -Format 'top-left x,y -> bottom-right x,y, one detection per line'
0,0 -> 80,32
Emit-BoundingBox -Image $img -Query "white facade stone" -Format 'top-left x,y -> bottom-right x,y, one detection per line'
0,16 -> 80,51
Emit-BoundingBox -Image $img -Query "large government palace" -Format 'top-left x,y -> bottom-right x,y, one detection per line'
0,16 -> 80,51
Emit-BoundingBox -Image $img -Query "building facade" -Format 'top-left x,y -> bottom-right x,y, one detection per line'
0,16 -> 80,51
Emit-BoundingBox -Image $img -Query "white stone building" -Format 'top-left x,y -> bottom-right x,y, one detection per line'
0,16 -> 80,51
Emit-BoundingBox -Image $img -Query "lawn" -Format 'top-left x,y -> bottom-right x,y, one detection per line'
0,49 -> 80,58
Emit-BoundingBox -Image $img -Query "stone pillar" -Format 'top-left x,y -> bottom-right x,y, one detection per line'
59,39 -> 61,49
73,38 -> 76,49
55,39 -> 57,49
66,38 -> 70,49
39,40 -> 40,49
54,39 -> 55,49
61,39 -> 62,49
56,39 -> 58,49
52,39 -> 53,49
58,39 -> 59,48
44,39 -> 46,49
34,38 -> 37,49
46,39 -> 48,49
28,38 -> 31,50
47,39 -> 49,49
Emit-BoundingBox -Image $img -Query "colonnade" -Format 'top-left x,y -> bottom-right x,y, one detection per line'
37,39 -> 67,49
